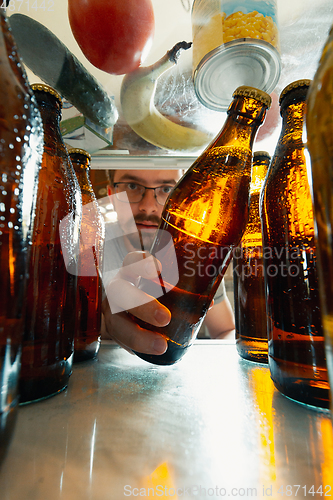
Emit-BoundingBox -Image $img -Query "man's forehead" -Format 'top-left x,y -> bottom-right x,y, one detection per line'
113,169 -> 182,184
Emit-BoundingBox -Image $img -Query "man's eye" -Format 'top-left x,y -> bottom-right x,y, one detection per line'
161,186 -> 173,194
127,183 -> 139,191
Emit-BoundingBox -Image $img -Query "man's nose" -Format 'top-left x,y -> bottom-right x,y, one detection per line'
138,189 -> 158,212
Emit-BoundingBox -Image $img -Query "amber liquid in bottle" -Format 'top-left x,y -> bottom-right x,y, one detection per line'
261,80 -> 329,409
69,149 -> 105,362
234,151 -> 270,363
307,25 -> 333,416
19,85 -> 81,404
132,87 -> 271,365
0,11 -> 43,463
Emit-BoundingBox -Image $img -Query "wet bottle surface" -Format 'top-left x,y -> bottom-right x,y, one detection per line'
306,25 -> 333,416
234,151 -> 270,364
69,148 -> 105,362
0,10 -> 43,464
133,86 -> 272,365
19,84 -> 82,404
261,80 -> 329,409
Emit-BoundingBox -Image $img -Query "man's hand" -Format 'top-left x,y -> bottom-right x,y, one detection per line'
102,251 -> 170,355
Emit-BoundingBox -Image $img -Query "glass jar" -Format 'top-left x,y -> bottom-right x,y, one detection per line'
192,0 -> 281,111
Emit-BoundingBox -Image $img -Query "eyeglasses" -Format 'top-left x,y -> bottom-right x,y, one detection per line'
113,182 -> 174,206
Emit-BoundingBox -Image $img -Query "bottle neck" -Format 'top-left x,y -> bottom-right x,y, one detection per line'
251,159 -> 269,195
211,96 -> 268,151
72,161 -> 95,197
280,100 -> 306,141
36,94 -> 64,151
1,10 -> 32,93
0,11 -> 18,84
0,12 -> 10,76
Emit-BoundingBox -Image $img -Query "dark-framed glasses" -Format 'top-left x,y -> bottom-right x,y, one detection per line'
113,182 -> 174,206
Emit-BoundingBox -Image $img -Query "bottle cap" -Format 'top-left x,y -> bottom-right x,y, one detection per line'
31,83 -> 62,107
68,148 -> 91,161
233,86 -> 272,108
279,79 -> 312,105
254,151 -> 271,159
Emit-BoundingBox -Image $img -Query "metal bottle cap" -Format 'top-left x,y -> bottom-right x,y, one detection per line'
31,83 -> 62,107
279,79 -> 312,104
233,86 -> 272,108
68,148 -> 92,161
254,151 -> 271,160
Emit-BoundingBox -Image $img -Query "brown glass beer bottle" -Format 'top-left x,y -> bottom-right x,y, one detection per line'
69,148 -> 105,362
131,86 -> 271,365
234,151 -> 270,364
0,9 -> 43,464
306,25 -> 333,416
261,80 -> 329,408
19,84 -> 82,404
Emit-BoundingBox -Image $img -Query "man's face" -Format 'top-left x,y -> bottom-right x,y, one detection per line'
110,169 -> 182,251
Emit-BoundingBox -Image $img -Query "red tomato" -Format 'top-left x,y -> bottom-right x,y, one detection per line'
68,0 -> 155,75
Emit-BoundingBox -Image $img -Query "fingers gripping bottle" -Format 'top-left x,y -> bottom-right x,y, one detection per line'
261,80 -> 329,409
69,148 -> 105,362
234,151 -> 270,364
133,86 -> 271,365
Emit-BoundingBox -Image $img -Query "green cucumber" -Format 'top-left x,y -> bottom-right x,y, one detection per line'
8,13 -> 118,128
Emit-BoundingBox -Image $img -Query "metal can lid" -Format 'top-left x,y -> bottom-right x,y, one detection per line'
31,83 -> 62,106
193,39 -> 280,112
233,86 -> 272,108
279,79 -> 312,104
68,148 -> 91,161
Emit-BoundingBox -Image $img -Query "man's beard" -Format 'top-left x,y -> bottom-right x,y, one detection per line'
124,214 -> 160,251
126,230 -> 155,251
